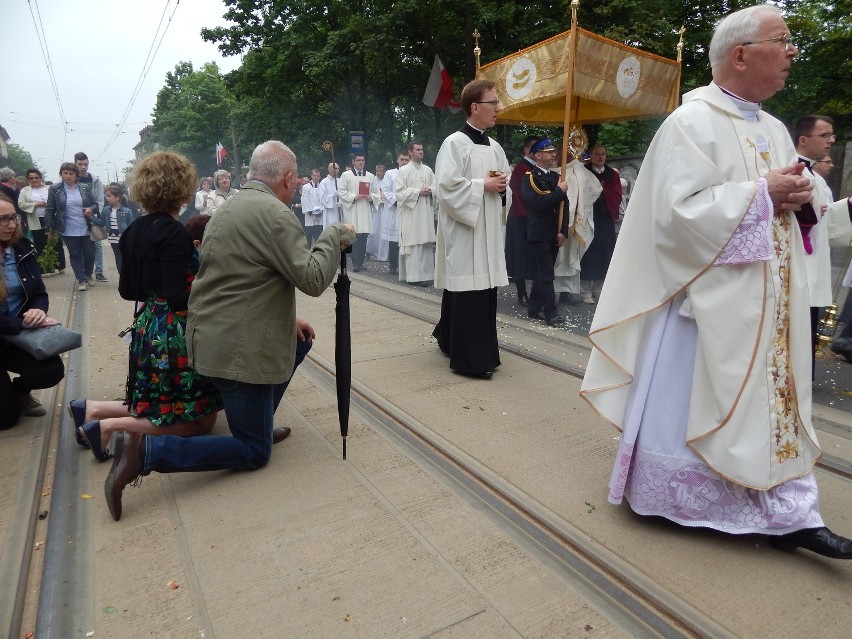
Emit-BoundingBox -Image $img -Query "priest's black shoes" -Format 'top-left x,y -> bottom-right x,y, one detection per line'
830,337 -> 852,364
105,432 -> 145,522
546,315 -> 566,326
453,370 -> 493,380
769,527 -> 852,559
559,292 -> 582,305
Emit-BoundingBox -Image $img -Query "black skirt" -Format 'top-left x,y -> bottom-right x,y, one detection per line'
505,216 -> 535,281
432,288 -> 500,374
580,212 -> 616,281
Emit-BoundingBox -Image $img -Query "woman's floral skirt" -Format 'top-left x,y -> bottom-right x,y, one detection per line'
127,296 -> 222,426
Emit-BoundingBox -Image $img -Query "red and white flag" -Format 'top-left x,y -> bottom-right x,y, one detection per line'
216,142 -> 228,167
422,55 -> 460,111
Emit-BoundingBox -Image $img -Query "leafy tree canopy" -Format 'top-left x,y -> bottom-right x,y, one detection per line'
2,143 -> 40,176
142,0 -> 849,170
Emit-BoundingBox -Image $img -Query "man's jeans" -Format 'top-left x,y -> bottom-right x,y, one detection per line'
144,339 -> 312,475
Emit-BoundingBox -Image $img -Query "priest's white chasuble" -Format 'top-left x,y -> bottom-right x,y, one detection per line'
580,84 -> 824,533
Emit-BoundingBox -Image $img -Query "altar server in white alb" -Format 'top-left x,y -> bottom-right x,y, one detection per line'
380,152 -> 409,274
301,168 -> 324,247
318,162 -> 341,229
580,4 -> 852,559
433,79 -> 511,380
394,142 -> 437,285
366,164 -> 388,261
338,154 -> 380,271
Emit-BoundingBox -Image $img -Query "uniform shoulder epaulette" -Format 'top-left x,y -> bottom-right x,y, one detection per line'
526,171 -> 550,196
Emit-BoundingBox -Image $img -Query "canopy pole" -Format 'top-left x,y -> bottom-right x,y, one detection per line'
669,25 -> 686,112
557,0 -> 580,232
473,29 -> 481,73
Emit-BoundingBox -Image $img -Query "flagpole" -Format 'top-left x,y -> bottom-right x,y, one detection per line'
557,0 -> 580,234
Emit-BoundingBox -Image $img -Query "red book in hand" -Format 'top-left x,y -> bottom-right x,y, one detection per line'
358,181 -> 370,197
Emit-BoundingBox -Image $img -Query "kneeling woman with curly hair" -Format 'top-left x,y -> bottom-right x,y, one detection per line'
68,151 -> 223,461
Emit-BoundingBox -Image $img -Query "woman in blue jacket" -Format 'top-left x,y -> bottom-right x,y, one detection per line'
0,194 -> 65,429
43,162 -> 99,291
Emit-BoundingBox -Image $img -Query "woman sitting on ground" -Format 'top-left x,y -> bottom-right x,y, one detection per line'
0,194 -> 65,429
67,151 -> 223,461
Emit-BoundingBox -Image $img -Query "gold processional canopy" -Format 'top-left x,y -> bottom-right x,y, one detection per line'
475,27 -> 682,126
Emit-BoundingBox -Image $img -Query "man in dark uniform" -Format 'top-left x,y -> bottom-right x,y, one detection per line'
521,138 -> 569,326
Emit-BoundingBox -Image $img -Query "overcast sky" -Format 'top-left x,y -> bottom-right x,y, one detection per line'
1,0 -> 241,181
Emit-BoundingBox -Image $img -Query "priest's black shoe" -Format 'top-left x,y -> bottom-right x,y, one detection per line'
769,527 -> 852,559
517,292 -> 529,307
559,292 -> 582,305
528,311 -> 545,321
830,337 -> 852,364
453,370 -> 493,380
546,315 -> 566,326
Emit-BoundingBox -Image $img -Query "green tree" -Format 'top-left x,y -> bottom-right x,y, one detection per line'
767,0 -> 852,134
2,142 -> 40,175
188,0 -> 847,165
149,62 -> 243,176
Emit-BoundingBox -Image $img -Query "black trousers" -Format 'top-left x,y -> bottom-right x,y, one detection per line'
432,288 -> 500,375
528,240 -> 558,319
352,233 -> 369,269
387,241 -> 399,271
306,225 -> 322,247
0,343 -> 65,428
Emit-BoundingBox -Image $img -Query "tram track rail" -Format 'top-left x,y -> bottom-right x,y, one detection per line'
7,271 -> 851,637
0,276 -> 79,639
301,350 -> 734,639
348,275 -> 852,484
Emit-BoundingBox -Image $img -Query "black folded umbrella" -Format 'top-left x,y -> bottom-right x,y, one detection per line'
334,251 -> 351,459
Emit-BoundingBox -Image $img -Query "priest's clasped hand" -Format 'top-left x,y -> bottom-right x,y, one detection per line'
765,162 -> 814,212
484,172 -> 507,193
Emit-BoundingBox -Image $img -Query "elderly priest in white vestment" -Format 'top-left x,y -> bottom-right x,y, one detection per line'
580,4 -> 852,559
433,79 -> 511,379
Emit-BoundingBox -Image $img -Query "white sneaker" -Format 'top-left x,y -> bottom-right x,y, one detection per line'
87,276 -> 96,286
77,282 -> 88,291
582,295 -> 596,304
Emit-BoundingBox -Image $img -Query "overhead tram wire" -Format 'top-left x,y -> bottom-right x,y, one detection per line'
95,0 -> 182,163
27,0 -> 69,157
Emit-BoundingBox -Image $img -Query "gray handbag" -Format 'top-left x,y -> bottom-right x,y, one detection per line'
1,324 -> 82,360
90,223 -> 108,241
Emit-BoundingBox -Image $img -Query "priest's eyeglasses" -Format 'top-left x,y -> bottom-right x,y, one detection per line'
742,34 -> 795,52
475,100 -> 500,108
805,132 -> 836,141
